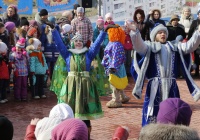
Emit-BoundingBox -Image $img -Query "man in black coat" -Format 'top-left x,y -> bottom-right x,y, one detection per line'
166,14 -> 186,41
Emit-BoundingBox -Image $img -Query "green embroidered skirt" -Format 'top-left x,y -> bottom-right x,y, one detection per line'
59,71 -> 104,120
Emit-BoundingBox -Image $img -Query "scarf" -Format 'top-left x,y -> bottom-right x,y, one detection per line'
29,51 -> 44,66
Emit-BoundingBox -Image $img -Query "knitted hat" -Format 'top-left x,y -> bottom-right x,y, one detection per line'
39,9 -> 48,16
157,98 -> 192,126
8,4 -> 18,13
49,103 -> 74,121
27,27 -> 37,37
105,12 -> 113,19
170,14 -> 180,22
96,16 -> 104,25
73,4 -> 80,10
51,118 -> 88,140
29,38 -> 41,50
150,23 -> 168,41
20,17 -> 29,27
35,117 -> 62,140
62,24 -> 72,34
16,38 -> 26,48
48,16 -> 56,24
77,7 -> 84,13
4,21 -> 15,32
0,42 -> 7,53
71,32 -> 83,42
0,116 -> 13,140
29,20 -> 38,27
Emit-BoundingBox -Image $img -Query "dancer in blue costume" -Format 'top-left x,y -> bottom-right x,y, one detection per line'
126,22 -> 200,126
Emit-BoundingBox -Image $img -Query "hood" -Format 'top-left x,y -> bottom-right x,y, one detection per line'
3,12 -> 20,21
133,9 -> 145,22
150,9 -> 162,20
35,12 -> 42,25
139,123 -> 200,140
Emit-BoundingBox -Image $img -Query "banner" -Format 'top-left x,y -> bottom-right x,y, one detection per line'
37,0 -> 78,13
0,0 -> 33,15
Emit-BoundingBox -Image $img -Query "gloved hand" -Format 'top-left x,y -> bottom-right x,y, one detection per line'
44,21 -> 55,29
86,40 -> 91,48
104,24 -> 120,32
46,70 -> 50,75
109,68 -> 116,73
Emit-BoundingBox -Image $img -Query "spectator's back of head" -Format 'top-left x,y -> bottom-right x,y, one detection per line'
139,123 -> 200,140
49,103 -> 74,121
0,116 -> 13,140
51,118 -> 88,140
157,98 -> 192,126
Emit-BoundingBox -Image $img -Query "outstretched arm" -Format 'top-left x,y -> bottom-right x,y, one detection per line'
180,25 -> 200,54
126,21 -> 148,55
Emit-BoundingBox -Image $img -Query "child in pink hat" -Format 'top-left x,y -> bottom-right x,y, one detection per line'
104,13 -> 115,28
9,38 -> 28,101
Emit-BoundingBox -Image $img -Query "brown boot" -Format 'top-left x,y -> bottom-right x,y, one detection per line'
119,90 -> 130,103
106,88 -> 122,108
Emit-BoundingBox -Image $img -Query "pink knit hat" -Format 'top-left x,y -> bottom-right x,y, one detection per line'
96,16 -> 104,25
105,12 -> 112,19
51,118 -> 88,140
5,22 -> 15,32
16,38 -> 26,48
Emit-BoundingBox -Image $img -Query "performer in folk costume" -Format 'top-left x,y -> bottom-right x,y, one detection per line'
101,25 -> 130,108
45,21 -> 116,139
126,22 -> 200,126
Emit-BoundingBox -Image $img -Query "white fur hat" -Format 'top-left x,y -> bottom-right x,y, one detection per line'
49,103 -> 74,121
30,38 -> 41,50
150,24 -> 168,41
77,7 -> 84,13
0,42 -> 7,53
105,12 -> 112,19
62,24 -> 72,34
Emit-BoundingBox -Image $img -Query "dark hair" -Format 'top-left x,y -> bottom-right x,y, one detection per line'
73,4 -> 80,10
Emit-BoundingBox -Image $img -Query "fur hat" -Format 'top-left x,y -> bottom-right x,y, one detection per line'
20,17 -> 29,27
96,16 -> 104,25
27,27 -> 37,37
51,118 -> 88,140
28,38 -> 41,50
105,13 -> 113,19
77,7 -> 84,13
35,117 -> 61,140
170,14 -> 180,22
139,123 -> 200,140
0,116 -> 13,140
16,38 -> 26,48
49,103 -> 74,121
62,24 -> 72,34
48,16 -> 56,24
39,9 -> 48,16
0,42 -> 7,53
150,23 -> 168,41
62,11 -> 73,17
4,22 -> 15,32
157,98 -> 192,126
